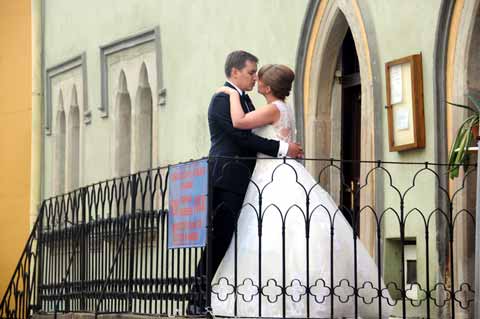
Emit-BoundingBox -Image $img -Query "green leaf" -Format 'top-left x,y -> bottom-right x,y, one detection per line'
447,110 -> 479,179
447,101 -> 477,113
467,95 -> 480,112
449,165 -> 459,179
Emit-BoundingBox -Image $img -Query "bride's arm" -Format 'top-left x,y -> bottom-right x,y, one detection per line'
216,87 -> 280,130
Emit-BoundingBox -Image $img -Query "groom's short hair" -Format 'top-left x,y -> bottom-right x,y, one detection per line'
225,50 -> 258,77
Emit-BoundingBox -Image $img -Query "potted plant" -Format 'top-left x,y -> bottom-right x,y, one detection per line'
447,95 -> 480,179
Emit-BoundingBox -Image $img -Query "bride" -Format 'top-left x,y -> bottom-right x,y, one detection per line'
210,64 -> 393,318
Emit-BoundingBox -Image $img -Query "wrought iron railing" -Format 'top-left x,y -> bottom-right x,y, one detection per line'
0,204 -> 43,319
0,157 -> 477,318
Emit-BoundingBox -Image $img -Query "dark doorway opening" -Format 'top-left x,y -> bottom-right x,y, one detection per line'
340,29 -> 361,227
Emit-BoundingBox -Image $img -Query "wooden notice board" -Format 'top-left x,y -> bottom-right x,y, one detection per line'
385,54 -> 425,152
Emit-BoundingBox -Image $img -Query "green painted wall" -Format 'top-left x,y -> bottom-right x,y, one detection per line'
360,1 -> 443,315
361,0 -> 439,162
43,0 -> 308,195
41,1 -> 469,317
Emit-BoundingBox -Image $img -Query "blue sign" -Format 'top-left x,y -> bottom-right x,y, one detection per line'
168,159 -> 208,248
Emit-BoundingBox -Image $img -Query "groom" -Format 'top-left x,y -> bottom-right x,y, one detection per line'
188,50 -> 303,314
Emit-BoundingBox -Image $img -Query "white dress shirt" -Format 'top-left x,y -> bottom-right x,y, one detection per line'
226,81 -> 289,158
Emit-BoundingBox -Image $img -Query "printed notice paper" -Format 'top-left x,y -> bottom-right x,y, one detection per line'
395,108 -> 409,131
390,64 -> 403,105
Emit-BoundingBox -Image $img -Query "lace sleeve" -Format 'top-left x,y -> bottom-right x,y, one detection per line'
272,101 -> 296,143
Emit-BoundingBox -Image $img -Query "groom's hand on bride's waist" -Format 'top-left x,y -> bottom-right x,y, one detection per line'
287,142 -> 304,158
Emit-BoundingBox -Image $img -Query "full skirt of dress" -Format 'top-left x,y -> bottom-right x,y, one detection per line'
211,158 -> 393,318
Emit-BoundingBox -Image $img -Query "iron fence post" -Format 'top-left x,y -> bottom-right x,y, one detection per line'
205,158 -> 214,311
474,137 -> 480,317
36,205 -> 44,313
128,174 -> 138,312
80,188 -> 87,310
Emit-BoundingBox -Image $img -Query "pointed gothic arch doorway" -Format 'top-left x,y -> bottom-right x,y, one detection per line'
297,2 -> 379,255
444,1 -> 480,317
339,29 -> 361,226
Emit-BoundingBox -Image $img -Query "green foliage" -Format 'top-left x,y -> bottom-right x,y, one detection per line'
447,95 -> 480,179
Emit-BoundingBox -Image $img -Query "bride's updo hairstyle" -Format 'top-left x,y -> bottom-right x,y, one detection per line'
258,64 -> 295,100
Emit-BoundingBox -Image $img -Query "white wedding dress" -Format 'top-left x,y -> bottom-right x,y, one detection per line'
211,101 -> 393,318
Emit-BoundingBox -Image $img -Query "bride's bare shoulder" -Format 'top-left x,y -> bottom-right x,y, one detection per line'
264,102 -> 281,110
268,100 -> 287,111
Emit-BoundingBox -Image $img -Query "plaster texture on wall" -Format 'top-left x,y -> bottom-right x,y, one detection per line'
52,72 -> 84,116
45,64 -> 85,196
106,43 -> 157,116
106,40 -> 157,176
357,2 -> 449,316
356,2 -> 443,214
299,2 -> 452,316
359,0 -> 440,163
42,0 -> 308,190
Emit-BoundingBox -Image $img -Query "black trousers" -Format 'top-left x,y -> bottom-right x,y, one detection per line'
190,187 -> 244,307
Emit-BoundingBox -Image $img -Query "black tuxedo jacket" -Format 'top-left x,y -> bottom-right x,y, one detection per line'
208,82 -> 280,195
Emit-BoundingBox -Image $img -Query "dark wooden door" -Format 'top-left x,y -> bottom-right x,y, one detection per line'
340,29 -> 361,227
